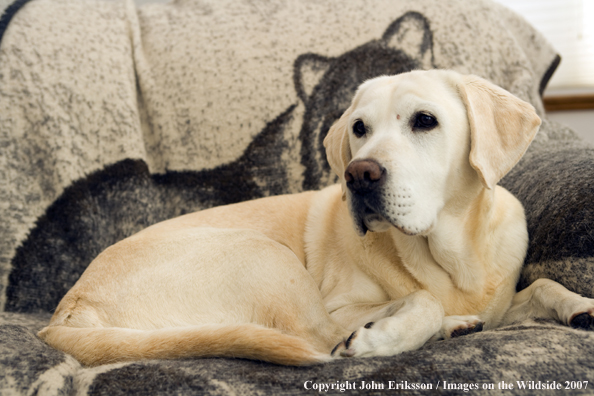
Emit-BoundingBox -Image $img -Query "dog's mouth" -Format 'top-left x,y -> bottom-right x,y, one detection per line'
349,193 -> 422,237
361,207 -> 391,232
349,195 -> 392,235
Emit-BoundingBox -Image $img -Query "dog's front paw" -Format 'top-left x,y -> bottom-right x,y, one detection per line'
331,323 -> 376,358
570,308 -> 594,330
331,323 -> 386,358
331,318 -> 436,358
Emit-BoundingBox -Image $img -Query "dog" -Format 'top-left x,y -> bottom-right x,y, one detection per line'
38,70 -> 594,366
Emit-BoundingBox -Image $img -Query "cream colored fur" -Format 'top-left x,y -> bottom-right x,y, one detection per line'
38,70 -> 594,366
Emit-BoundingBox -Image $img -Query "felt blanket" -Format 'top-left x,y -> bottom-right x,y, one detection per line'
1,0 -> 593,394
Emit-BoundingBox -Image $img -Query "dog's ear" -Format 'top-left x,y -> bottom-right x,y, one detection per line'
324,107 -> 353,200
459,75 -> 541,190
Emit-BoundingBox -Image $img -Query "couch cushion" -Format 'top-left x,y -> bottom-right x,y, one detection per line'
2,312 -> 593,395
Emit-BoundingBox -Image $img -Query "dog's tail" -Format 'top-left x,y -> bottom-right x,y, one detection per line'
38,324 -> 331,366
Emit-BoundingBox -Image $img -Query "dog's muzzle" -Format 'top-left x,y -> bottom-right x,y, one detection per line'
345,159 -> 391,234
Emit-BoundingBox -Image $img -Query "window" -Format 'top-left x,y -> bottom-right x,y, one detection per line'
495,0 -> 594,91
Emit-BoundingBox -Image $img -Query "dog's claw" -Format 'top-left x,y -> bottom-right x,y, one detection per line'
332,331 -> 359,358
344,330 -> 357,349
331,340 -> 345,356
450,321 -> 484,338
331,340 -> 355,358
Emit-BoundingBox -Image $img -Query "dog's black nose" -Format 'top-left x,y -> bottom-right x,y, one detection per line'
345,159 -> 386,194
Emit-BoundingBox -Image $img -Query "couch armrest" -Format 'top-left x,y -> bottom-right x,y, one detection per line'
501,129 -> 594,296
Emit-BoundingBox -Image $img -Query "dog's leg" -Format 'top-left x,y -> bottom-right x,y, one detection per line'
331,290 -> 444,358
503,278 -> 594,329
330,298 -> 482,348
328,300 -> 408,331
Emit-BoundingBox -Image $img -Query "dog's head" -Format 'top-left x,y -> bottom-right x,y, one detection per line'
324,70 -> 541,236
295,11 -> 434,190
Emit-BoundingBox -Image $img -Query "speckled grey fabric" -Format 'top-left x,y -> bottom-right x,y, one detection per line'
1,0 -> 593,394
2,311 -> 594,395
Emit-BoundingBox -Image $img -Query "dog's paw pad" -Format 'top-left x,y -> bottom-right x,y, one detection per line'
450,321 -> 483,338
570,312 -> 594,330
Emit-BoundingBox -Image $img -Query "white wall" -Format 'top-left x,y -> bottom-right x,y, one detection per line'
134,0 -> 167,4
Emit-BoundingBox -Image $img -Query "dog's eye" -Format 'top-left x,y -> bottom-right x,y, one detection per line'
413,113 -> 438,130
352,120 -> 367,138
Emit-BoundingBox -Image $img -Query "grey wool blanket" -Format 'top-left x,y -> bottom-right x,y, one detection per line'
1,0 -> 593,394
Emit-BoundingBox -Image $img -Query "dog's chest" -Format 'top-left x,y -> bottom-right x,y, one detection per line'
321,232 -> 422,305
359,234 -> 423,299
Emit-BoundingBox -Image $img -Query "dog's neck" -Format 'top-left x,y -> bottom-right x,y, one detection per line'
388,186 -> 494,295
430,187 -> 494,293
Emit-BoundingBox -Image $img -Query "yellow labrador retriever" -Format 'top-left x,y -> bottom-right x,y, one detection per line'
39,70 -> 594,366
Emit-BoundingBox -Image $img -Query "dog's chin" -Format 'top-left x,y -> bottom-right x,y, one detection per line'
362,212 -> 392,233
353,206 -> 431,237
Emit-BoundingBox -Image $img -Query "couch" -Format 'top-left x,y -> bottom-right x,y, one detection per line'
1,0 -> 593,394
